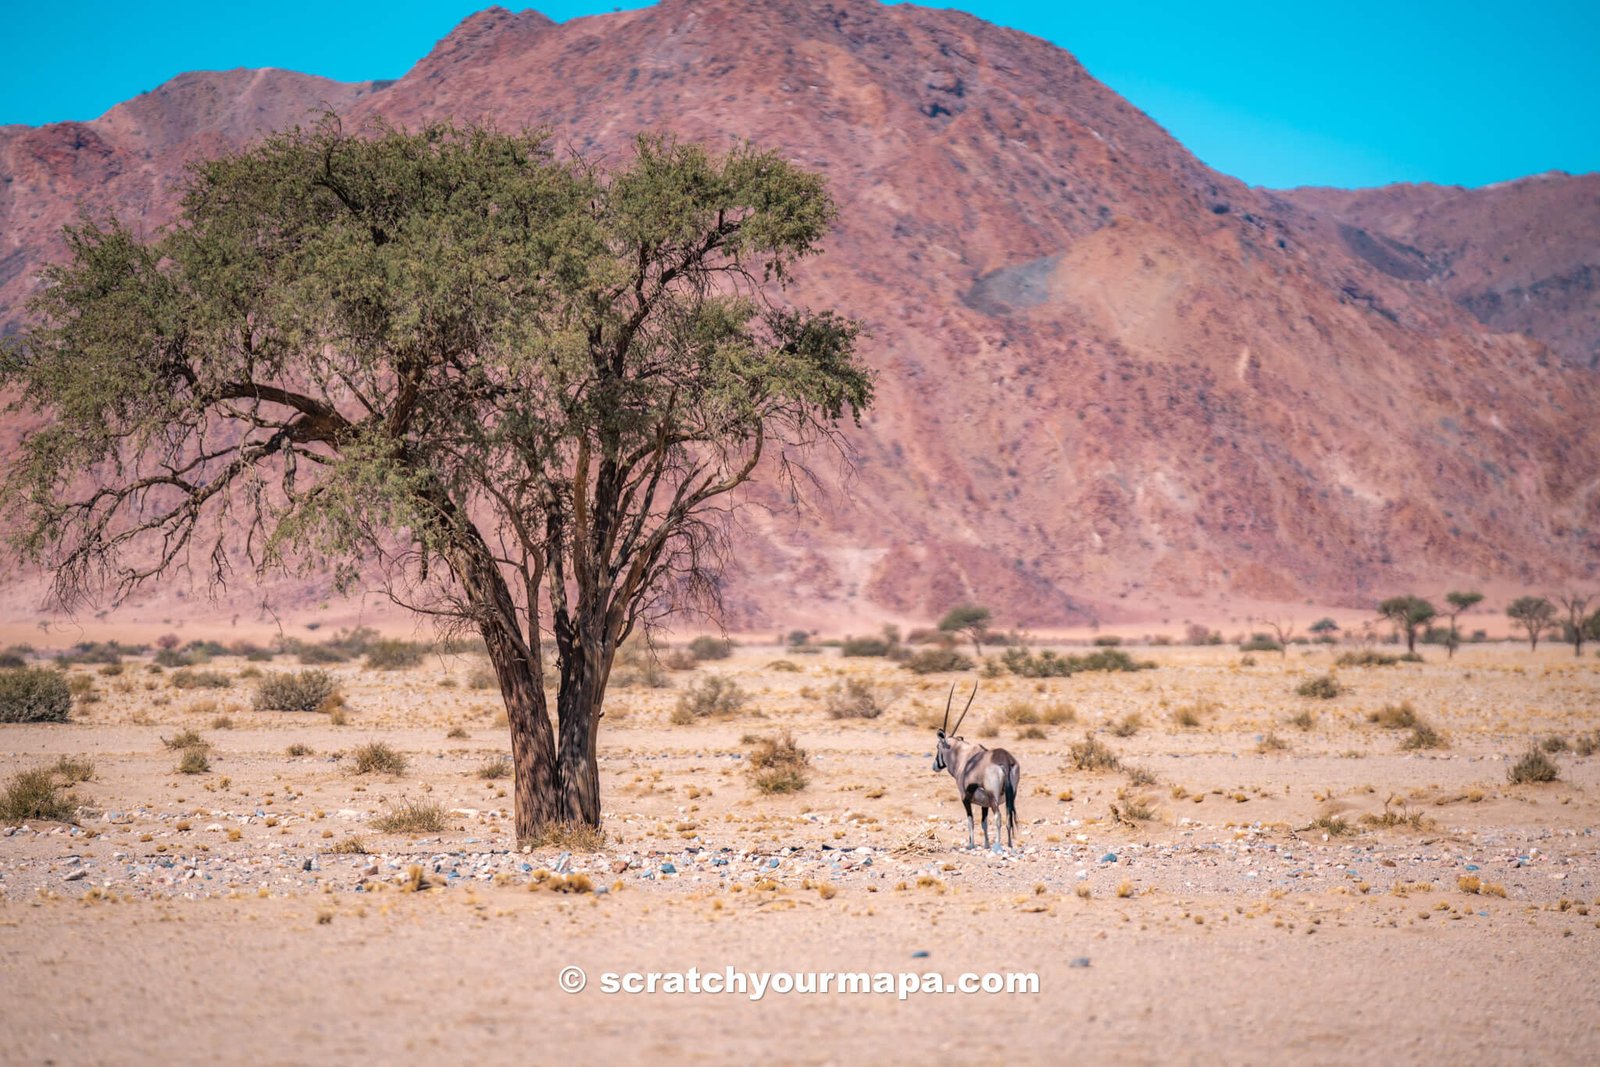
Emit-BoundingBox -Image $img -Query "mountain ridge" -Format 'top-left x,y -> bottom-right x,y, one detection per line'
1,0 -> 1595,632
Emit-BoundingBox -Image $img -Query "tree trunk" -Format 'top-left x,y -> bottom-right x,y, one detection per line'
482,620 -> 560,842
553,615 -> 614,827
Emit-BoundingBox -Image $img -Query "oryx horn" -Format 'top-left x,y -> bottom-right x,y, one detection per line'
949,682 -> 978,736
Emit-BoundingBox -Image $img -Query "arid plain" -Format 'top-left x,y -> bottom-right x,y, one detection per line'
2,634 -> 1598,1065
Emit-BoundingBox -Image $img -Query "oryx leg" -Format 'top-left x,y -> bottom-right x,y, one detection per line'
963,799 -> 975,849
980,806 -> 991,850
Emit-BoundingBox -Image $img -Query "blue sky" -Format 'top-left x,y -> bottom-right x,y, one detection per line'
2,0 -> 1595,189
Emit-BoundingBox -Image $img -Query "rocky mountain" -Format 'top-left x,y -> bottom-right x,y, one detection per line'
1281,173 -> 1600,370
2,0 -> 1596,632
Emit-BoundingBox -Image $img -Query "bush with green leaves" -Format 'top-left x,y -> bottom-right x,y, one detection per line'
839,636 -> 893,657
0,667 -> 72,723
999,646 -> 1154,678
253,669 -> 339,712
903,648 -> 976,675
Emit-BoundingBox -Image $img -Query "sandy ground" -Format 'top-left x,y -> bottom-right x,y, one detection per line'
2,641 -> 1599,1065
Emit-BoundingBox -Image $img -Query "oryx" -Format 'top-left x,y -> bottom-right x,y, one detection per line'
933,683 -> 1020,852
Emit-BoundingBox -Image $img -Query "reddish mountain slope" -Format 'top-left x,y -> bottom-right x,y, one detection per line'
2,0 -> 1596,632
1282,173 -> 1600,370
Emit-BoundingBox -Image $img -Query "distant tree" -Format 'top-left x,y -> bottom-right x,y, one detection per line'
0,119 -> 871,840
1506,596 -> 1557,651
1308,617 -> 1339,636
938,603 -> 992,657
1377,596 -> 1436,654
1555,591 -> 1593,658
1442,591 -> 1484,659
1262,617 -> 1295,658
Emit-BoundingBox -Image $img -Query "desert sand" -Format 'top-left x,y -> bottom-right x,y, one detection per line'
2,640 -> 1598,1065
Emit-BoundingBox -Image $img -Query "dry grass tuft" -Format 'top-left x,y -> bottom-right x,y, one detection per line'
176,748 -> 211,775
1508,746 -> 1559,784
372,799 -> 449,834
747,730 -> 811,794
524,821 -> 608,851
1296,674 -> 1344,699
350,741 -> 407,776
0,767 -> 78,823
475,756 -> 512,780
1369,701 -> 1420,729
1068,733 -> 1121,772
1257,732 -> 1290,753
329,836 -> 369,854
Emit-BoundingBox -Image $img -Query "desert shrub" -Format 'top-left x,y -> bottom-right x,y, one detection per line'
0,650 -> 29,669
162,728 -> 208,751
1003,700 -> 1039,725
999,647 -> 1154,677
1287,709 -> 1316,730
687,635 -> 735,661
329,836 -> 369,854
286,743 -> 315,757
176,748 -> 211,774
1239,633 -> 1282,653
295,643 -> 349,665
903,648 -> 975,675
1110,713 -> 1143,737
154,648 -> 195,668
661,649 -> 700,671
466,663 -> 498,690
1575,731 -> 1599,758
475,756 -> 512,779
0,667 -> 72,723
351,741 -> 408,775
0,767 -> 77,822
766,659 -> 801,672
1508,747 -> 1559,784
1171,700 -> 1214,728
747,730 -> 810,794
1185,624 -> 1223,645
839,636 -> 892,657
1540,735 -> 1568,753
1092,635 -> 1122,647
253,669 -> 339,712
1401,723 -> 1446,750
171,668 -> 232,690
1069,733 -> 1121,771
1296,674 -> 1344,699
1334,650 -> 1400,668
1257,732 -> 1290,753
1368,701 -> 1420,729
1018,725 -> 1047,740
51,756 -> 95,783
824,678 -> 889,719
57,641 -> 140,666
670,676 -> 748,724
1398,652 -> 1424,663
364,639 -> 427,670
611,641 -> 669,688
371,799 -> 448,834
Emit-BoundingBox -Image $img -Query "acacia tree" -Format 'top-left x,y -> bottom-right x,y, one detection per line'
0,119 -> 872,840
1442,590 -> 1484,659
938,603 -> 992,656
1555,591 -> 1593,658
1377,595 -> 1436,654
1506,596 -> 1557,651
